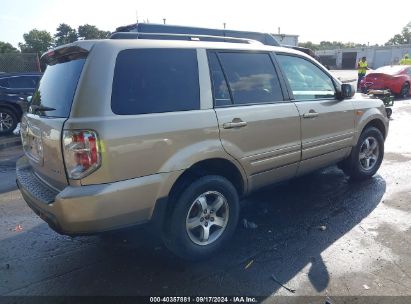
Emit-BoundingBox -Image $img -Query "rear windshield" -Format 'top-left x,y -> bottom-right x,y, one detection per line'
31,59 -> 85,117
375,66 -> 405,75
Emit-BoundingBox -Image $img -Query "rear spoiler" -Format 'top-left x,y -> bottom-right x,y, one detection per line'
41,46 -> 89,66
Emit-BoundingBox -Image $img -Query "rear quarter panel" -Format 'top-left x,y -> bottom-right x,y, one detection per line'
64,42 -> 245,191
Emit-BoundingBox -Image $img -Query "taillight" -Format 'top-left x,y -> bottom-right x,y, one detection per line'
63,130 -> 101,179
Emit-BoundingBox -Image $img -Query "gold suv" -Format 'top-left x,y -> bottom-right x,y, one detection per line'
16,37 -> 389,260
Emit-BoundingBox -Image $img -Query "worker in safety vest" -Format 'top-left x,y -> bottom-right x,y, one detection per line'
399,54 -> 411,65
357,56 -> 369,90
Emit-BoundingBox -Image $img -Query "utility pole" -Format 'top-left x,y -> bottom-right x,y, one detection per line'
136,10 -> 139,24
223,22 -> 226,29
163,18 -> 166,25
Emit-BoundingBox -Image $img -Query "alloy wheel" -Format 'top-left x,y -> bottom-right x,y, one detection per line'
359,136 -> 380,171
0,112 -> 14,132
185,191 -> 229,246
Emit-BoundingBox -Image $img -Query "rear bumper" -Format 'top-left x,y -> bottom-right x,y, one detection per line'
16,156 -> 174,235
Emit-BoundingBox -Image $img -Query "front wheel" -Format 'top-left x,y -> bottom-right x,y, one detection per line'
341,127 -> 384,180
0,108 -> 18,136
164,175 -> 239,260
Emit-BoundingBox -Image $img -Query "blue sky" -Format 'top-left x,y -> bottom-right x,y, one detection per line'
1,0 -> 410,48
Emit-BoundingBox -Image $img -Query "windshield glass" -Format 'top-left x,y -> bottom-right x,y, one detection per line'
375,65 -> 405,75
31,58 -> 86,118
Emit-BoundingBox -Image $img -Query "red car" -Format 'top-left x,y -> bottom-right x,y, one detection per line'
360,65 -> 411,98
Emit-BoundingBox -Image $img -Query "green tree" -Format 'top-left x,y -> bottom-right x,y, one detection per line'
386,26 -> 411,45
19,29 -> 54,54
78,24 -> 111,40
54,23 -> 78,46
298,41 -> 319,51
0,41 -> 19,53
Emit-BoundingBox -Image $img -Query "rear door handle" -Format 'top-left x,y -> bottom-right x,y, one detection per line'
303,111 -> 319,119
223,120 -> 248,129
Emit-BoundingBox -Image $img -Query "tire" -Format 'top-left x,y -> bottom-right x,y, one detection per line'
164,175 -> 240,260
399,82 -> 410,99
0,108 -> 18,136
385,107 -> 392,118
341,127 -> 384,181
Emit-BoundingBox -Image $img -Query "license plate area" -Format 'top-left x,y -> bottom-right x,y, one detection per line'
21,117 -> 44,165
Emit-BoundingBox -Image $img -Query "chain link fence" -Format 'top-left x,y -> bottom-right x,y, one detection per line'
0,53 -> 40,73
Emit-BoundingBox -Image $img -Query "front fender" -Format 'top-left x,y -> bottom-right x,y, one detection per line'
354,100 -> 389,144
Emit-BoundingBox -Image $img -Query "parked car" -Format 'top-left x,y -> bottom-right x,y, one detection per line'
16,36 -> 389,260
359,65 -> 411,98
0,72 -> 42,135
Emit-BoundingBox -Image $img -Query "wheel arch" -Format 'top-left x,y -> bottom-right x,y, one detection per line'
0,102 -> 22,119
362,118 -> 387,139
168,158 -> 246,202
151,158 -> 247,235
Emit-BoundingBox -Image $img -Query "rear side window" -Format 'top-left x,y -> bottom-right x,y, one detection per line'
31,59 -> 86,117
7,76 -> 37,89
208,53 -> 231,107
217,52 -> 283,105
111,48 -> 200,115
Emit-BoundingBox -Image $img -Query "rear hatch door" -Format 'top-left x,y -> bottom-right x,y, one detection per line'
21,46 -> 88,190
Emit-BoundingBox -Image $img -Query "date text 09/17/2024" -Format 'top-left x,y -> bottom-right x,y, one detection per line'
149,296 -> 258,303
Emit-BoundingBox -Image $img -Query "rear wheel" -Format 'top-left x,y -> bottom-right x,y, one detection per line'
399,82 -> 410,99
0,108 -> 18,136
164,175 -> 239,260
341,127 -> 384,180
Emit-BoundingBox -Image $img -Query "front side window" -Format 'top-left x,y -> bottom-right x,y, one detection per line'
277,55 -> 335,100
217,52 -> 283,105
111,48 -> 200,115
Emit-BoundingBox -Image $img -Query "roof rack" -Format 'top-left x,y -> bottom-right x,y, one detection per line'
110,32 -> 262,45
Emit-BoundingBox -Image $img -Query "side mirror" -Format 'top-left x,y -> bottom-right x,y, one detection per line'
26,95 -> 32,103
338,83 -> 355,100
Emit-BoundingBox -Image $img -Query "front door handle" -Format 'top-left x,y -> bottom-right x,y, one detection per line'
223,119 -> 248,129
303,111 -> 319,119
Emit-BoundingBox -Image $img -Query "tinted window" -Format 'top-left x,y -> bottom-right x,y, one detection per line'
208,53 -> 231,107
0,78 -> 8,87
277,55 -> 335,100
31,59 -> 85,117
112,48 -> 200,115
32,76 -> 41,87
7,76 -> 37,89
218,52 -> 283,105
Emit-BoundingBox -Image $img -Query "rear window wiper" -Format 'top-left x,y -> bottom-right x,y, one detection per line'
30,105 -> 56,113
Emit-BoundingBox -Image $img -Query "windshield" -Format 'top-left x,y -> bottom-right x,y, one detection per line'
31,58 -> 86,118
375,65 -> 405,75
